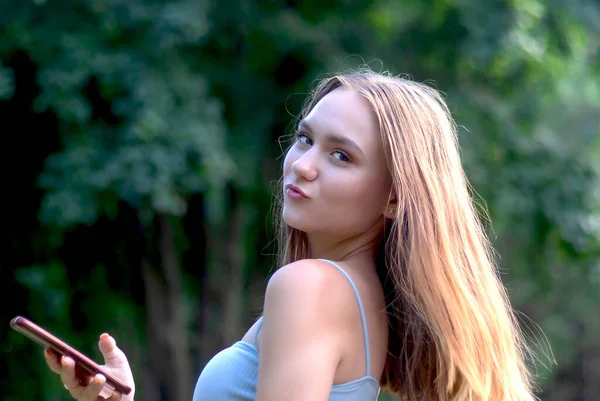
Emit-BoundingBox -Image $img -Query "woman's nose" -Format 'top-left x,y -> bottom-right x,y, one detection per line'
291,149 -> 318,181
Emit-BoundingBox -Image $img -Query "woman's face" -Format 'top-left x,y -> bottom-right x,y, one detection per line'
282,88 -> 393,238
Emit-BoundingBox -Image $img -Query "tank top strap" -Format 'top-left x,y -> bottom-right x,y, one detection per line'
253,316 -> 264,346
318,259 -> 371,377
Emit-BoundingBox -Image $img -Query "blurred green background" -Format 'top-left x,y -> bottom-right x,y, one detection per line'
1,1 -> 599,400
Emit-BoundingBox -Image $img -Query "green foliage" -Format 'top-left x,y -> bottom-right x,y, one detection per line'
2,1 -> 599,401
0,60 -> 15,99
14,262 -> 71,323
3,0 -> 235,227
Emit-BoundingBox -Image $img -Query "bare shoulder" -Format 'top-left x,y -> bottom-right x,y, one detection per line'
265,259 -> 358,318
255,260 -> 360,401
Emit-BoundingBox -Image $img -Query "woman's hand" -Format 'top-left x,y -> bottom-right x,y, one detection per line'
44,333 -> 135,401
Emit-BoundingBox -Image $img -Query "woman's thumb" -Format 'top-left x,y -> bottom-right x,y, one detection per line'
98,333 -> 124,365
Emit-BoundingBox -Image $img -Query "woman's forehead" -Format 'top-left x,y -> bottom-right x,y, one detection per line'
303,88 -> 381,151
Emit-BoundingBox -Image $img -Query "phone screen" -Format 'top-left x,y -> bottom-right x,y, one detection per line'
10,316 -> 132,395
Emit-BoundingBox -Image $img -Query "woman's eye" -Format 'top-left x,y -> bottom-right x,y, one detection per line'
296,132 -> 312,145
333,151 -> 350,162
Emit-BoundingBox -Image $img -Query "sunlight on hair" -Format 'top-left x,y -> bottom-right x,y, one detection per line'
273,67 -> 550,401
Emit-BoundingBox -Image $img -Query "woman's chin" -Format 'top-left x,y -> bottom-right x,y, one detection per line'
282,219 -> 304,232
282,213 -> 309,232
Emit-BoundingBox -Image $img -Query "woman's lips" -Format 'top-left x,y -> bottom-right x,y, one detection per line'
285,184 -> 309,199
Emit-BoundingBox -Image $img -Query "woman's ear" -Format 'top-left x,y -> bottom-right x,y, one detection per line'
383,191 -> 398,219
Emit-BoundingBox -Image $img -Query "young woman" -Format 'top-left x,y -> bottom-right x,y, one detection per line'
44,69 -> 537,401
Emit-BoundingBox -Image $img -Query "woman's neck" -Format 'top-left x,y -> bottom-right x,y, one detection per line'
306,223 -> 384,264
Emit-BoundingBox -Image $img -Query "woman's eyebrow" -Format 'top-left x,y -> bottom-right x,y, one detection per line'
298,119 -> 364,157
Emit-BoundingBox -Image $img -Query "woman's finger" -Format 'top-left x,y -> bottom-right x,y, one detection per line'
79,374 -> 106,401
43,349 -> 62,374
104,390 -> 123,401
60,356 -> 83,393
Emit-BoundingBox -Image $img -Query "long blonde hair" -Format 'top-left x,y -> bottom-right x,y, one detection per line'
273,69 -> 537,401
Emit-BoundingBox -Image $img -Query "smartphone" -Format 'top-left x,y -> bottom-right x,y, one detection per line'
10,316 -> 132,396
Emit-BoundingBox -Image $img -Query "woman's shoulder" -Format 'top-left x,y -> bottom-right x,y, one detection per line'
269,258 -> 345,284
264,259 -> 360,321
